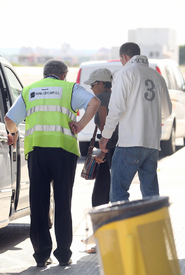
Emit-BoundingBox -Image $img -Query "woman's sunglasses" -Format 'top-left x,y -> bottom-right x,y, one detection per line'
90,81 -> 99,88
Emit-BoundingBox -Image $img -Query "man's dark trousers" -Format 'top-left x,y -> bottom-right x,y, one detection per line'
28,147 -> 78,264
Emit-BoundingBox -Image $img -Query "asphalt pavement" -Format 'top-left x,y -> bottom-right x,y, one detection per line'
0,146 -> 185,275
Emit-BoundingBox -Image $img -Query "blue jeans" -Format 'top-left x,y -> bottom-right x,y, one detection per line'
110,147 -> 159,202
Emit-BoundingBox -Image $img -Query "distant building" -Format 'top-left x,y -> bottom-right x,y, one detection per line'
18,55 -> 53,65
20,47 -> 34,55
92,47 -> 111,61
128,28 -> 178,63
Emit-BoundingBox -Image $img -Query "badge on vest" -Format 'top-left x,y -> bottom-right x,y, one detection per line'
29,87 -> 63,101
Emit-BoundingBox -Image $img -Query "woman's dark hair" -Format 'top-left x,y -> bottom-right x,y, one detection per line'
119,42 -> 140,57
102,81 -> 112,89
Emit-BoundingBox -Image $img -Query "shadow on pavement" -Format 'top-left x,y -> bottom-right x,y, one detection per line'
2,254 -> 100,275
1,257 -> 184,275
179,259 -> 185,275
158,145 -> 184,159
0,223 -> 30,254
175,145 -> 184,152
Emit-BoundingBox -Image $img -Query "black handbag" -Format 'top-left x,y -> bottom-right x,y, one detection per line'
81,126 -> 99,180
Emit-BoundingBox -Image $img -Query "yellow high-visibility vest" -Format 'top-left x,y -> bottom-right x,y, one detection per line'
22,77 -> 79,158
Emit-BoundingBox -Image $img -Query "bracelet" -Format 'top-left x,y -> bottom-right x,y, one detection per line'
11,131 -> 18,136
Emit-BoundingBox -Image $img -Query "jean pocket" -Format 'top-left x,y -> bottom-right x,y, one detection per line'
123,147 -> 142,165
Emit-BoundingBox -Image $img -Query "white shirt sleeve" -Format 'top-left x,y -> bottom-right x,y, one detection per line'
71,83 -> 95,111
102,71 -> 127,139
6,95 -> 26,125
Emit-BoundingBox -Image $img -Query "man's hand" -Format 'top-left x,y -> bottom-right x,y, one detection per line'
7,133 -> 18,148
4,116 -> 18,148
95,151 -> 106,164
69,121 -> 83,135
99,137 -> 109,153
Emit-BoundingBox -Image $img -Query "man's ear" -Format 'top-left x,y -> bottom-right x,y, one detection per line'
60,73 -> 67,80
125,55 -> 130,62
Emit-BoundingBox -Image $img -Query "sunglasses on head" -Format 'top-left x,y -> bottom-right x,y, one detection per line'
90,81 -> 99,88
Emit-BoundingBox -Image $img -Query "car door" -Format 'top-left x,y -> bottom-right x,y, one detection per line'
0,75 -> 12,228
0,62 -> 30,215
166,64 -> 185,138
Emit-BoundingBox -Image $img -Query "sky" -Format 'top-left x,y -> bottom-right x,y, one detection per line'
0,0 -> 185,50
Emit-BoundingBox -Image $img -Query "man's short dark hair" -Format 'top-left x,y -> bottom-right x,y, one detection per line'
119,42 -> 140,58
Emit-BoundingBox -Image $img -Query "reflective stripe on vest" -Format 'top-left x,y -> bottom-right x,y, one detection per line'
26,105 -> 76,121
25,124 -> 76,139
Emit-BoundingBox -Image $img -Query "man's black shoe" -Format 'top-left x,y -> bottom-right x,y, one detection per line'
37,257 -> 52,267
59,259 -> 72,266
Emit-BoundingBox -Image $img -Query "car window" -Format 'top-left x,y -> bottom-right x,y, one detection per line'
0,69 -> 9,119
165,65 -> 176,90
4,67 -> 22,101
172,65 -> 184,91
0,91 -> 4,122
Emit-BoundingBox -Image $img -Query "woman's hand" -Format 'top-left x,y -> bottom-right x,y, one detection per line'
95,151 -> 106,164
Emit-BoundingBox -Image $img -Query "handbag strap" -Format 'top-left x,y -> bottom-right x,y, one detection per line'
87,125 -> 98,156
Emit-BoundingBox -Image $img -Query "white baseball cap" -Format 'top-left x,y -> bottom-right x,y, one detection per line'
84,68 -> 113,85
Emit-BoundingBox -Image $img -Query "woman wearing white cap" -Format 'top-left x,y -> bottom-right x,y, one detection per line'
83,68 -> 118,252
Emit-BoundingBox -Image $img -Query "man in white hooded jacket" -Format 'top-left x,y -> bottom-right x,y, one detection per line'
99,42 -> 172,202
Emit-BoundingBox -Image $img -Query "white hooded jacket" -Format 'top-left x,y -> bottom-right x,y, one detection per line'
102,55 -> 172,150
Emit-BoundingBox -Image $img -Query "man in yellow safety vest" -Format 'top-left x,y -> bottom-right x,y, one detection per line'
5,59 -> 100,267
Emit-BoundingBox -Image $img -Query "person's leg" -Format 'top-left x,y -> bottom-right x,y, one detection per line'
92,161 -> 110,207
110,147 -> 142,202
28,148 -> 53,264
107,147 -> 115,168
52,148 -> 77,263
138,149 -> 159,197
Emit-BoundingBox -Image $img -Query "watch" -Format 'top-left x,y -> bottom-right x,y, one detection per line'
11,131 -> 18,136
